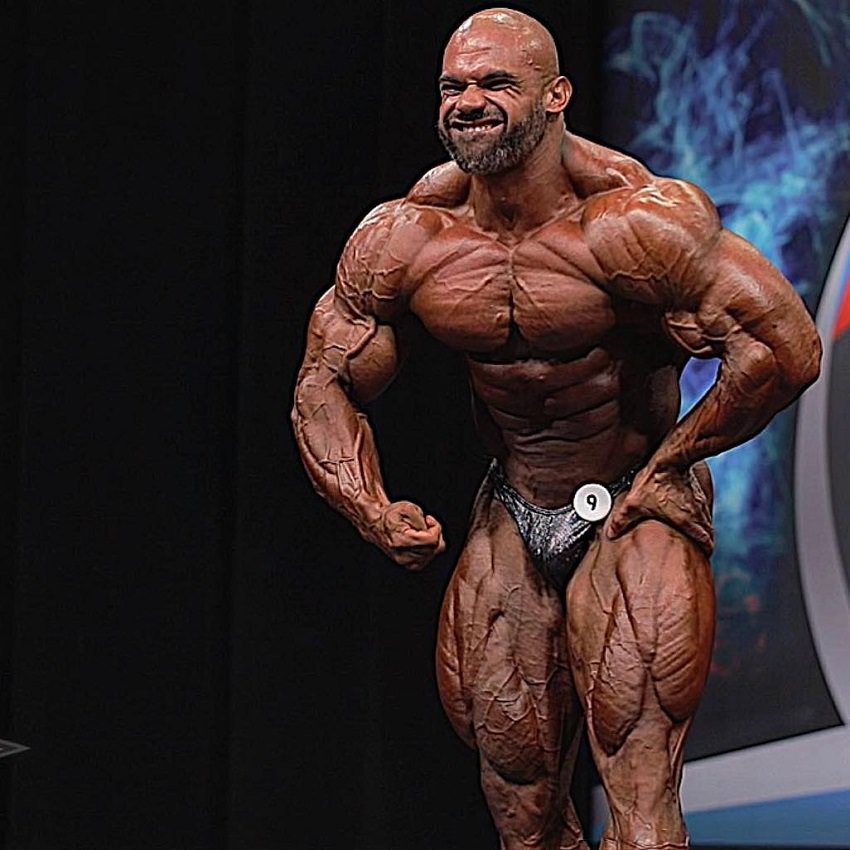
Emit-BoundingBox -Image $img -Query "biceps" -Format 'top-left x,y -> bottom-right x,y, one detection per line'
300,288 -> 402,406
346,321 -> 403,403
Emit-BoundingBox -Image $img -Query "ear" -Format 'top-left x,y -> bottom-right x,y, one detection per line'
544,76 -> 572,117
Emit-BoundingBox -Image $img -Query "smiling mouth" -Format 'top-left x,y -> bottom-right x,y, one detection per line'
450,119 -> 505,134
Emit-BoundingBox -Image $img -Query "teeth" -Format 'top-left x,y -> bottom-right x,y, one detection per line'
455,123 -> 500,132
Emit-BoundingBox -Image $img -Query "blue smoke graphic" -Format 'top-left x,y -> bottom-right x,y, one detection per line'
607,1 -> 850,641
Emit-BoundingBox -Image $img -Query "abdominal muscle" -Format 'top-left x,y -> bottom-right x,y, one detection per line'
467,341 -> 680,508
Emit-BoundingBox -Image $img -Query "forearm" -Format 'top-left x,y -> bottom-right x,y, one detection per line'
650,333 -> 821,472
292,374 -> 390,544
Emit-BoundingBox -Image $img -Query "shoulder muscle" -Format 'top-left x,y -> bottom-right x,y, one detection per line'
336,198 -> 442,319
582,177 -> 721,304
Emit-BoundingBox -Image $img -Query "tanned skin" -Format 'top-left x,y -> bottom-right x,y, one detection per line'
292,9 -> 822,850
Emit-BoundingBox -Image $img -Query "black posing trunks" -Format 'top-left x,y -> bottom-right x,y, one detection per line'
488,460 -> 637,592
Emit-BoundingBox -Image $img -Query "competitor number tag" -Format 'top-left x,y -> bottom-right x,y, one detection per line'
574,482 -> 613,522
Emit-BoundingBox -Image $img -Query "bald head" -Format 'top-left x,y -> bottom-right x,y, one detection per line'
437,8 -> 571,175
446,8 -> 560,83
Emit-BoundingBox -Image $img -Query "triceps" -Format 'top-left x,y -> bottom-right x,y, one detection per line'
668,231 -> 820,394
650,241 -> 821,469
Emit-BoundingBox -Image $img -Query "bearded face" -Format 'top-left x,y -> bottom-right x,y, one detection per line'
438,100 -> 548,175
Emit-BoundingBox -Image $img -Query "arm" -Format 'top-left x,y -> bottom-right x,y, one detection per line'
585,180 -> 822,546
292,203 -> 445,569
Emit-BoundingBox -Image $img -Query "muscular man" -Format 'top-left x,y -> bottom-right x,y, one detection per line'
292,9 -> 821,849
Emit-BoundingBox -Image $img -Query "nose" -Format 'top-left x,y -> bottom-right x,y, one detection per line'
455,84 -> 487,113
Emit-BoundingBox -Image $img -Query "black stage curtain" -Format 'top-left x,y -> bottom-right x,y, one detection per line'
1,2 -> 604,848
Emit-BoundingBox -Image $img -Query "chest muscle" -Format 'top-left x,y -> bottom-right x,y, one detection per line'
408,226 -> 615,353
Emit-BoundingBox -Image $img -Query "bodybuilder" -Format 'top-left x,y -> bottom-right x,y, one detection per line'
292,9 -> 821,849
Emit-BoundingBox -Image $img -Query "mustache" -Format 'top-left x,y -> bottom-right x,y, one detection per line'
443,105 -> 507,129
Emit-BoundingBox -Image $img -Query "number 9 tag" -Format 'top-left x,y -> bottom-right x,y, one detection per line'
573,482 -> 613,522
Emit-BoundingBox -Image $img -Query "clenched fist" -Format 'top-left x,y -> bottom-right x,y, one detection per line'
372,500 -> 446,570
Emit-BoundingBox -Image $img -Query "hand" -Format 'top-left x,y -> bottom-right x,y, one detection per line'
373,501 -> 446,570
606,463 -> 714,554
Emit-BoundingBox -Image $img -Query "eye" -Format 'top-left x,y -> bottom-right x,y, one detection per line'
440,83 -> 463,96
482,78 -> 514,91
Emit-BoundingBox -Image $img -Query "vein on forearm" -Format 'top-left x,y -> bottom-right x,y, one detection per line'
292,302 -> 391,538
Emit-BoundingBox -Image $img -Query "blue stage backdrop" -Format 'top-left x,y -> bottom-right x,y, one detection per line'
596,0 -> 850,843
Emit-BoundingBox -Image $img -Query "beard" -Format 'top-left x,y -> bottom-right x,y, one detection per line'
438,102 -> 548,175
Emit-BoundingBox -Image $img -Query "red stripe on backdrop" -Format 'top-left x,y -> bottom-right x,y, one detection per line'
835,276 -> 850,340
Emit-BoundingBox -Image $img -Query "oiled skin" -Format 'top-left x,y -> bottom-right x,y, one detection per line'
292,10 -> 821,843
293,129 -> 820,848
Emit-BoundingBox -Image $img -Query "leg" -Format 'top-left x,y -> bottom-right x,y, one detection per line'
437,481 -> 589,850
567,517 -> 715,849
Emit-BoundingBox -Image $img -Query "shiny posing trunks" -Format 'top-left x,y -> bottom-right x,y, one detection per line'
488,460 -> 636,591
